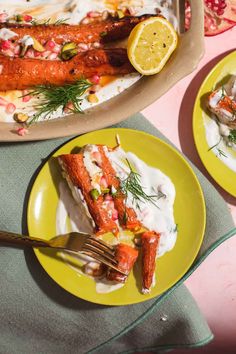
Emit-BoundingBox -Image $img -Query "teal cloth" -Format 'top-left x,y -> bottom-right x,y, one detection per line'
0,113 -> 235,354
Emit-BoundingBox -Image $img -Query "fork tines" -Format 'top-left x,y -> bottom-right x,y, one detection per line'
81,237 -> 127,275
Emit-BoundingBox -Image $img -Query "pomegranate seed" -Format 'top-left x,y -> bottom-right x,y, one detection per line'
5,103 -> 16,114
81,18 -> 89,25
87,11 -> 100,18
100,176 -> 108,188
2,49 -> 14,57
0,96 -> 8,106
41,50 -> 51,58
34,51 -> 41,57
205,0 -> 227,16
0,40 -> 11,50
23,14 -> 32,22
25,48 -> 35,58
17,127 -> 29,136
77,43 -> 89,51
105,194 -> 113,201
0,13 -> 8,23
22,90 -> 32,103
93,42 -> 101,49
112,209 -> 118,221
46,40 -> 55,50
14,44 -> 21,55
0,65 -> 3,74
90,75 -> 100,84
52,44 -> 61,54
47,52 -> 58,60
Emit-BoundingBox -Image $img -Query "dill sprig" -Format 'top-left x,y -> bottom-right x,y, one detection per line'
228,129 -> 236,144
217,148 -> 228,158
26,79 -> 92,124
119,159 -> 166,209
31,17 -> 69,26
208,138 -> 222,151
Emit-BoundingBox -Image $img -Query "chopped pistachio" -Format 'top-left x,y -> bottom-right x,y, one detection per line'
61,42 -> 78,61
117,10 -> 125,18
101,188 -> 110,194
13,112 -> 29,123
90,188 -> 100,200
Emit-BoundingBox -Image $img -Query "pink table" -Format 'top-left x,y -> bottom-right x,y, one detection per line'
142,27 -> 236,353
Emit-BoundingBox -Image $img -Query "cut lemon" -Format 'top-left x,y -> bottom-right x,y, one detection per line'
127,17 -> 178,75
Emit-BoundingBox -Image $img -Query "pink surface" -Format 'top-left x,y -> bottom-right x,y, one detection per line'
142,27 -> 236,353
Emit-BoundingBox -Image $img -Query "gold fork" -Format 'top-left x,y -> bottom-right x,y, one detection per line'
0,230 -> 126,274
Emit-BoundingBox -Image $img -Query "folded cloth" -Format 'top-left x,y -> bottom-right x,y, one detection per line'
0,113 -> 235,354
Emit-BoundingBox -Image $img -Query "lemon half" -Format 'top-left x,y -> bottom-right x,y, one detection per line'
127,17 -> 178,75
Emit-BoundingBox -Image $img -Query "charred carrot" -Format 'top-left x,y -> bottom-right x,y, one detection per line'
106,243 -> 138,282
0,48 -> 134,90
1,15 -> 154,45
58,154 -> 119,236
141,231 -> 160,293
96,145 -> 142,231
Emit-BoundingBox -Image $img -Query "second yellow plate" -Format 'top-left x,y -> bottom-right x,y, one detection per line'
193,51 -> 236,197
27,128 -> 205,305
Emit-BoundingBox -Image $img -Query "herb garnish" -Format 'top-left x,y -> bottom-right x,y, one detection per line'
217,148 -> 228,158
208,138 -> 222,151
119,159 -> 166,209
208,138 -> 228,158
31,18 -> 69,26
228,129 -> 236,144
25,79 -> 92,124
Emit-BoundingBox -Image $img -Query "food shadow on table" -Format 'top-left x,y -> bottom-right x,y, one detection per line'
178,49 -> 236,206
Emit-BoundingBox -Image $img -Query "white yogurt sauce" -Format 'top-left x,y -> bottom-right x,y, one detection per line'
0,28 -> 17,40
56,146 -> 177,293
20,35 -> 34,47
204,115 -> 236,172
0,0 -> 177,123
105,147 -> 177,256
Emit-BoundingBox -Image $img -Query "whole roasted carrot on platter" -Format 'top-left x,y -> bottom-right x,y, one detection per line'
58,154 -> 119,236
0,48 -> 134,91
106,243 -> 139,282
93,145 -> 142,232
0,15 -> 154,45
141,231 -> 160,294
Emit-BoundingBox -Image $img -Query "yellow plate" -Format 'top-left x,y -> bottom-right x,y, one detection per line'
27,128 -> 206,305
193,51 -> 236,197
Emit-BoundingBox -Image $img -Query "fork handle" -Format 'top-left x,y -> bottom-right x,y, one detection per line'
0,231 -> 49,248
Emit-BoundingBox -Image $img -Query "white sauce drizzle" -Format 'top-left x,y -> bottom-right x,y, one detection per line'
56,147 -> 177,293
0,28 -> 17,40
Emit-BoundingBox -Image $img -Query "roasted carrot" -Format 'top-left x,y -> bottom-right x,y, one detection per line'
141,231 -> 160,293
96,145 -> 142,231
106,243 -> 138,282
0,48 -> 134,90
58,154 -> 119,236
1,15 -> 154,45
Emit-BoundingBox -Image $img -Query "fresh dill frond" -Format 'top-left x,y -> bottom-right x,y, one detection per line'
119,159 -> 165,209
26,79 -> 92,124
217,148 -> 228,158
228,129 -> 236,144
31,17 -> 69,26
208,138 -> 222,151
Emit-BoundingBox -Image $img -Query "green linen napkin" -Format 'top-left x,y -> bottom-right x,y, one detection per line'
0,113 -> 235,354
